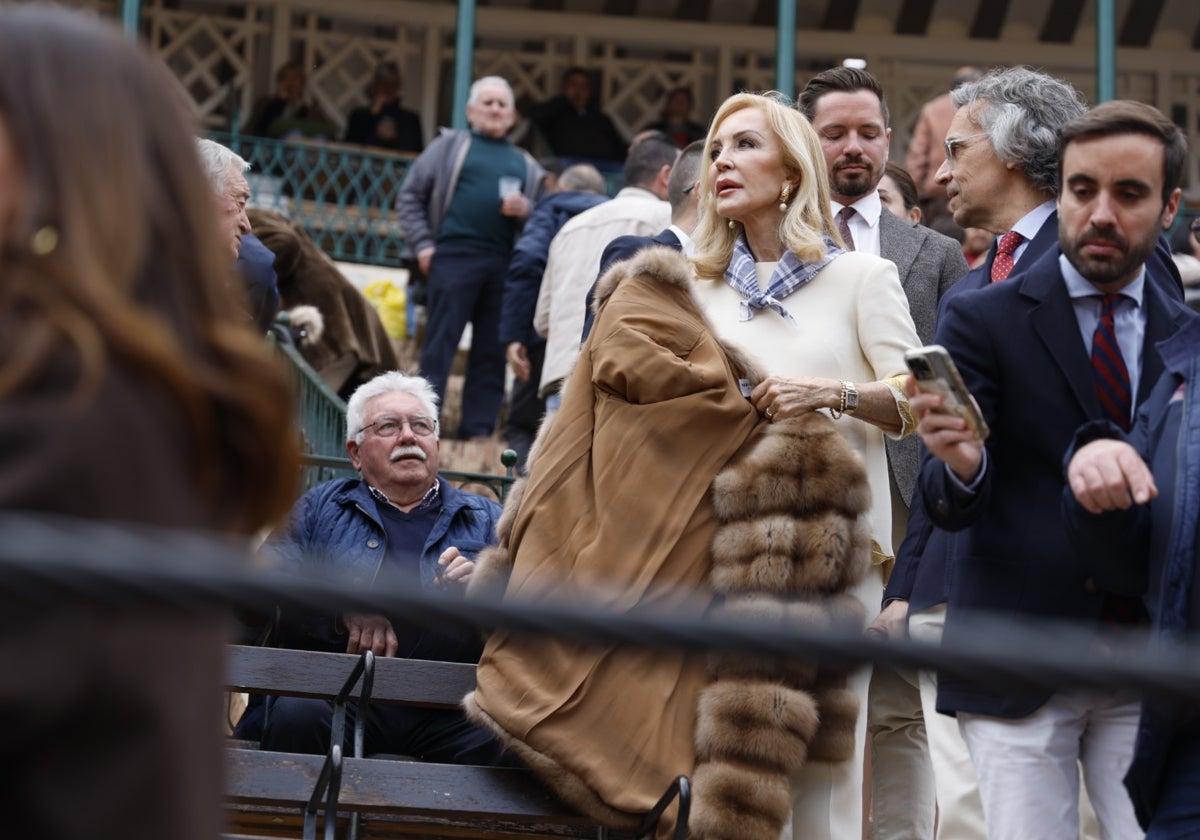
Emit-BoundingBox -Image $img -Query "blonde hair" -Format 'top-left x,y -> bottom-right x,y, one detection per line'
691,92 -> 842,281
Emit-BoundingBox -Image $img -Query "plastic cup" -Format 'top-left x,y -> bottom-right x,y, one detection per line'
498,175 -> 522,198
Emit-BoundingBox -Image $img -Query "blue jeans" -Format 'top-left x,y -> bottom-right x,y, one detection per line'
418,244 -> 508,438
1146,736 -> 1200,839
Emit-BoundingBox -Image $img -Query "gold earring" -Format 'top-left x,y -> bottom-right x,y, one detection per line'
778,183 -> 791,212
31,226 -> 59,256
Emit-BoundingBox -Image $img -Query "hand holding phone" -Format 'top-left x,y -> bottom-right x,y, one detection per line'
904,345 -> 989,441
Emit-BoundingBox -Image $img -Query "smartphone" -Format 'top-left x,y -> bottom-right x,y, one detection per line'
904,344 -> 989,441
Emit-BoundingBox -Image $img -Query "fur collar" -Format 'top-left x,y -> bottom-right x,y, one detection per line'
593,245 -> 767,387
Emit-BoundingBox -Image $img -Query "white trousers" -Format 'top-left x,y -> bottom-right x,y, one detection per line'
784,566 -> 882,840
909,605 -> 990,840
958,687 -> 1142,840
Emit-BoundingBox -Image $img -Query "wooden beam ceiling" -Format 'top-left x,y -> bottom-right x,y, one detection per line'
821,0 -> 860,31
752,0 -> 777,27
896,0 -> 935,36
1118,0 -> 1166,47
1039,0 -> 1087,44
676,0 -> 711,22
969,0 -> 1010,39
602,0 -> 638,15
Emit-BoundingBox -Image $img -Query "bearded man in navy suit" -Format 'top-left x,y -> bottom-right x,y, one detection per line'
909,100 -> 1192,840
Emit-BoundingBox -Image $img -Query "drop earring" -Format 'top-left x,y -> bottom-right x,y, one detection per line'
778,183 -> 792,213
31,226 -> 59,256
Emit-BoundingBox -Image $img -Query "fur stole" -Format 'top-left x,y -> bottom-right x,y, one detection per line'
467,246 -> 871,839
691,413 -> 870,838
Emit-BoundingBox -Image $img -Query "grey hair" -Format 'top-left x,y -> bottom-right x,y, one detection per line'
195,137 -> 250,196
951,66 -> 1087,196
468,75 -> 514,109
556,163 -> 607,195
345,371 -> 440,444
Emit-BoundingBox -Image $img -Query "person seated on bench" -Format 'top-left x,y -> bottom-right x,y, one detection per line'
238,371 -> 512,765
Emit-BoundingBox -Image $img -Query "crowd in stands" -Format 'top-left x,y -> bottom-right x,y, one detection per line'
10,5 -> 1200,839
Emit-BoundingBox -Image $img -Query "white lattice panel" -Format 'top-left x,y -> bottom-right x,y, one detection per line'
55,0 -> 1200,199
143,0 -> 267,130
290,15 -> 428,136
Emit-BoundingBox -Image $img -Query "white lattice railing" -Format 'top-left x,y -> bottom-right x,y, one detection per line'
48,0 -> 1200,199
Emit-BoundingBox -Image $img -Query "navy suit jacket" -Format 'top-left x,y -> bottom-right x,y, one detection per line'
888,215 -> 1186,615
236,232 -> 280,333
581,227 -> 682,341
886,212 -> 1061,612
918,241 -> 1190,717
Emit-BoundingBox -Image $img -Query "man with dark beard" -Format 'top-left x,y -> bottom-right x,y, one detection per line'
908,100 -> 1191,840
798,66 -> 967,840
239,371 -> 509,765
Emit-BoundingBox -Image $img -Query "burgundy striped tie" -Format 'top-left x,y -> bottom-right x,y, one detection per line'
1091,293 -> 1132,431
1091,292 -> 1144,630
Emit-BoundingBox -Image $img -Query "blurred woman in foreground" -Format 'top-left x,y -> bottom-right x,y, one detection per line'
0,6 -> 299,838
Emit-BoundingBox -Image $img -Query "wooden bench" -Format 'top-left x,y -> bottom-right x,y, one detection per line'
224,645 -> 689,840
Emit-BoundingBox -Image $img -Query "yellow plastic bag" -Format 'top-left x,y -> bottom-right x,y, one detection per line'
363,279 -> 407,340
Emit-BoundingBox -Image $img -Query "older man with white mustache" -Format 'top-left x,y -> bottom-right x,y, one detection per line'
237,371 -> 511,765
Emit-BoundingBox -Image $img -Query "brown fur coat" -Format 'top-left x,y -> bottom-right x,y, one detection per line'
465,247 -> 870,839
248,209 -> 399,399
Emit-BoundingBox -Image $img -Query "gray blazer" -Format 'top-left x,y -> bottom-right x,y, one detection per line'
878,208 -> 970,506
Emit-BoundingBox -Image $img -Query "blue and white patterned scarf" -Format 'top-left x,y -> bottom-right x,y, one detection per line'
723,233 -> 843,327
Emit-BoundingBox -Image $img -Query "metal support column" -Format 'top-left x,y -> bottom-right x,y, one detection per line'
1096,0 -> 1116,103
121,0 -> 142,40
451,0 -> 477,130
776,0 -> 797,98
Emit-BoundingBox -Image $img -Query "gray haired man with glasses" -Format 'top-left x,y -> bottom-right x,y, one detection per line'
882,66 -> 1089,840
236,370 -> 511,765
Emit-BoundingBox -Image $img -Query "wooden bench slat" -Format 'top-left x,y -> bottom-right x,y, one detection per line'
225,645 -> 476,708
226,749 -> 590,823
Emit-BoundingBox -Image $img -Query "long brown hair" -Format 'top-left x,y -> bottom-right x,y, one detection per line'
0,5 -> 299,534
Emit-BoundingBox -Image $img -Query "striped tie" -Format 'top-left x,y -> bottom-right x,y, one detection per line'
1091,292 -> 1144,631
836,206 -> 856,251
1091,293 -> 1131,431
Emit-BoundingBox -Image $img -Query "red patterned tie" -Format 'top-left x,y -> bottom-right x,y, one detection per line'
836,206 -> 856,251
1091,293 -> 1132,432
990,230 -> 1024,282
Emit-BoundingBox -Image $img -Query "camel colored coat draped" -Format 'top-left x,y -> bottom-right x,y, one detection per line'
465,248 -> 870,835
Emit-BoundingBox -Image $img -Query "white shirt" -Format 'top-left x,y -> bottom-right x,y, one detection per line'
1006,200 -> 1056,268
832,190 -> 883,256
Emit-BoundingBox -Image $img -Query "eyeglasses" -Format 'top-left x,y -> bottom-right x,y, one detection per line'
1189,217 -> 1200,235
357,415 -> 438,438
944,132 -> 989,166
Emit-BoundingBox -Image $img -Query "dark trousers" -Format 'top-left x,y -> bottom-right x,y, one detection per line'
503,341 -> 546,473
418,244 -> 508,439
259,695 -> 517,766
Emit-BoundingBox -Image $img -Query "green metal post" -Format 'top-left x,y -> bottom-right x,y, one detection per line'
1096,0 -> 1116,103
451,0 -> 477,130
121,0 -> 142,39
776,0 -> 797,98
